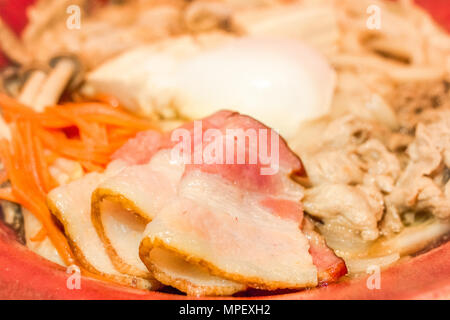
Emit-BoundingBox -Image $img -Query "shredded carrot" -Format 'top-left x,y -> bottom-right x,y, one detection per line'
91,93 -> 121,108
0,170 -> 8,185
0,93 -> 158,272
0,129 -> 75,266
0,93 -> 70,128
0,93 -> 156,132
61,103 -> 155,130
30,227 -> 47,242
38,128 -> 112,164
0,187 -> 18,203
44,150 -> 59,166
33,133 -> 56,192
79,161 -> 105,173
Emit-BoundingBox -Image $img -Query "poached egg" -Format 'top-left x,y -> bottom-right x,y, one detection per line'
87,36 -> 336,139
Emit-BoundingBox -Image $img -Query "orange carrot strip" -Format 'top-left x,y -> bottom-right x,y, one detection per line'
38,129 -> 111,164
79,161 -> 105,173
62,103 -> 156,130
0,170 -> 8,185
0,93 -> 70,128
19,121 -> 47,199
0,187 -> 18,203
91,93 -> 121,108
32,130 -> 56,193
30,227 -> 47,242
0,133 -> 75,266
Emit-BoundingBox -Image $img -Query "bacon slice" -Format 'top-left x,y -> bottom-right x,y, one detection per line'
91,150 -> 184,277
90,110 -> 345,293
117,111 -> 319,289
47,161 -> 160,289
140,171 -> 317,290
144,248 -> 246,297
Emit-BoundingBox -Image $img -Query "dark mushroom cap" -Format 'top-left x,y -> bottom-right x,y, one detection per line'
49,54 -> 84,92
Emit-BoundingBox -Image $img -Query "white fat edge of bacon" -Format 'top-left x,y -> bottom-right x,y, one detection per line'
91,150 -> 185,275
47,162 -> 125,275
22,208 -> 67,267
145,248 -> 246,297
141,170 -> 317,290
94,150 -> 185,221
92,150 -> 244,293
96,200 -> 148,276
95,111 -> 316,291
46,160 -> 159,289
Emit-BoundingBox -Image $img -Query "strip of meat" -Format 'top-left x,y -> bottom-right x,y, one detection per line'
91,150 -> 185,277
145,248 -> 246,297
47,160 -> 160,289
95,111 -> 346,293
140,170 -> 317,290
302,218 -> 347,285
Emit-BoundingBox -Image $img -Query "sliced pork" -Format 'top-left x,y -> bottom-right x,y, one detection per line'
91,150 -> 185,277
144,248 -> 246,296
91,110 -> 346,293
46,110 -> 346,295
47,161 -> 160,289
140,170 -> 317,290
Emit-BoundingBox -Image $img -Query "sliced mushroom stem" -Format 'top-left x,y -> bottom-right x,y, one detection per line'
0,200 -> 25,244
34,58 -> 76,111
0,66 -> 23,97
18,70 -> 47,106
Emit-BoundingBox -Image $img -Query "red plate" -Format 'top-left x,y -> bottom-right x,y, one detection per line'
0,0 -> 449,300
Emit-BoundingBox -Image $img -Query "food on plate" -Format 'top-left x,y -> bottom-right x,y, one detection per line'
86,36 -> 336,139
0,0 -> 449,298
90,110 -> 344,293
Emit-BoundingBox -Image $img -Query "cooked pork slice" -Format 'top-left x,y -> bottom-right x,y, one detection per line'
47,161 -> 160,289
92,111 -> 345,292
389,115 -> 450,219
297,114 -> 402,241
93,150 -> 185,221
390,79 -> 450,132
302,218 -> 347,284
300,149 -> 363,186
140,170 -> 317,290
303,184 -> 383,241
144,248 -> 246,296
91,150 -> 184,276
94,149 -> 243,295
91,199 -> 149,278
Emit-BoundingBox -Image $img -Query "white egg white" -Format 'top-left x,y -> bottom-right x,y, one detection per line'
175,38 -> 336,138
87,36 -> 336,139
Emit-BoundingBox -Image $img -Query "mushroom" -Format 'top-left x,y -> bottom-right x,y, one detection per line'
18,68 -> 48,107
184,0 -> 233,33
0,66 -> 23,97
33,55 -> 82,111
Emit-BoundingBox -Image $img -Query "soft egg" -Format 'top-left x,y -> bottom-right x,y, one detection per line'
174,38 -> 336,139
87,36 -> 336,139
